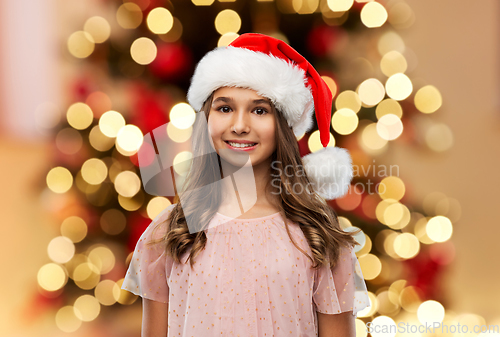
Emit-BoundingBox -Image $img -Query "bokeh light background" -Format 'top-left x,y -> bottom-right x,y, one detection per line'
0,0 -> 499,336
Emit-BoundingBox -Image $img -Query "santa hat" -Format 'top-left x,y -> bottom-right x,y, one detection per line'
187,33 -> 352,200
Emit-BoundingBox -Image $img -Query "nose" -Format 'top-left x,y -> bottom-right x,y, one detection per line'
231,108 -> 251,134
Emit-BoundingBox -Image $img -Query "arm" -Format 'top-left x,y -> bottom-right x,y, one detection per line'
142,298 -> 169,337
317,311 -> 356,337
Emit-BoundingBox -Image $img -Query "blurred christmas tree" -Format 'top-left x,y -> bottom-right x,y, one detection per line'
34,0 -> 463,334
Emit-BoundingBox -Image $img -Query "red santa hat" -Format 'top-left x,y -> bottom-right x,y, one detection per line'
187,33 -> 352,200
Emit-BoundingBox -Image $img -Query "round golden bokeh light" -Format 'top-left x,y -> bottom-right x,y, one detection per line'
426,215 -> 453,242
66,103 -> 93,130
292,0 -> 320,15
61,216 -> 88,243
147,197 -> 172,220
376,114 -> 403,140
360,1 -> 388,28
417,300 -> 445,325
84,16 -> 111,43
376,99 -> 403,119
331,108 -> 359,135
130,37 -> 157,65
327,0 -> 353,12
116,3 -> 143,29
214,10 -> 241,35
95,280 -> 121,306
48,236 -> 75,264
147,7 -> 174,34
191,0 -> 215,5
73,262 -> 101,290
335,90 -> 361,113
385,73 -> 413,101
359,123 -> 388,155
380,51 -> 407,77
38,263 -> 68,292
116,124 -> 144,154
99,111 -> 126,138
378,31 -> 405,55
414,85 -> 443,113
378,176 -> 405,201
89,125 -> 115,152
74,295 -> 101,322
308,130 -> 335,153
425,123 -> 453,152
358,78 -> 385,106
46,167 -> 73,194
114,171 -> 141,197
218,32 -> 239,47
358,254 -> 382,280
88,245 -> 116,275
169,103 -> 196,130
67,31 -> 95,59
81,158 -> 108,185
55,306 -> 82,332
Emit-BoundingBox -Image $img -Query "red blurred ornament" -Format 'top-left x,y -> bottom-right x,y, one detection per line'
126,212 -> 153,251
429,241 -> 455,265
402,249 -> 445,301
307,25 -> 341,58
149,41 -> 193,81
71,76 -> 94,101
21,289 -> 65,324
350,191 -> 378,221
334,184 -> 362,212
129,82 -> 171,135
142,0 -> 175,15
352,1 -> 364,11
126,0 -> 150,11
297,134 -> 311,157
85,207 -> 102,233
86,91 -> 112,119
359,193 -> 379,220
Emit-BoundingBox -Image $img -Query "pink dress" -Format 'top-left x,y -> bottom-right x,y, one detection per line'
122,203 -> 370,336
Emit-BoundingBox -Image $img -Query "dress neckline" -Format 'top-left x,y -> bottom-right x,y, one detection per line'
216,211 -> 281,222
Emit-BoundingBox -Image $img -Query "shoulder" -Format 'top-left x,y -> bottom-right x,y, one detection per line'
144,203 -> 177,241
153,203 -> 177,224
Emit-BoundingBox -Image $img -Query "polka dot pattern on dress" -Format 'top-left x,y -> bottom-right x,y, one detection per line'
121,204 -> 370,336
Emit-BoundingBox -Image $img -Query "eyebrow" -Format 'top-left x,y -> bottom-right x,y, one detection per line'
212,96 -> 271,105
253,99 -> 272,105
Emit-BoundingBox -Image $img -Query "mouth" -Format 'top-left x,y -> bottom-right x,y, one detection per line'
224,140 -> 258,151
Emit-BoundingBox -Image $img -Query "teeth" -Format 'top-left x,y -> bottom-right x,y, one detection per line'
227,142 -> 256,148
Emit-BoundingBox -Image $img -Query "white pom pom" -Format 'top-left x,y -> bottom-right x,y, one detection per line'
302,147 -> 353,200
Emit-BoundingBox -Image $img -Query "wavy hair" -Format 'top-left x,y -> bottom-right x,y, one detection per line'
149,90 -> 361,270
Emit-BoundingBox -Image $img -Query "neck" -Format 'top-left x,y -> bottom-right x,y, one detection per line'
218,156 -> 277,216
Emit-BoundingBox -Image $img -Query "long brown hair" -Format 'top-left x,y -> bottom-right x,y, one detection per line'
150,90 -> 361,270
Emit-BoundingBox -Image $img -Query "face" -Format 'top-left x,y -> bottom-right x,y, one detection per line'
207,86 -> 276,168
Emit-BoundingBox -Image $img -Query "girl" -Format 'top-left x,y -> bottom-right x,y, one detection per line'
122,33 -> 370,337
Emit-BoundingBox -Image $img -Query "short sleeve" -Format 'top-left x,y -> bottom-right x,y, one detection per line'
121,204 -> 176,303
313,244 -> 371,317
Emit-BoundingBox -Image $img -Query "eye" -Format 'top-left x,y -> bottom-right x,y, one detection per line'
217,105 -> 232,113
253,107 -> 269,116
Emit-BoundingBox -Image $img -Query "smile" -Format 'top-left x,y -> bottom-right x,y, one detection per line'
224,141 -> 258,150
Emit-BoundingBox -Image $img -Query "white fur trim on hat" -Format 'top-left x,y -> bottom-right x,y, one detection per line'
187,46 -> 315,136
302,146 -> 353,200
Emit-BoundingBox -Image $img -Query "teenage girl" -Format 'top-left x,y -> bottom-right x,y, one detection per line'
122,33 -> 370,337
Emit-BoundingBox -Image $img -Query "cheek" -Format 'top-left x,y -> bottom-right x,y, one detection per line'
261,124 -> 277,148
207,116 -> 220,138
207,116 -> 228,150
